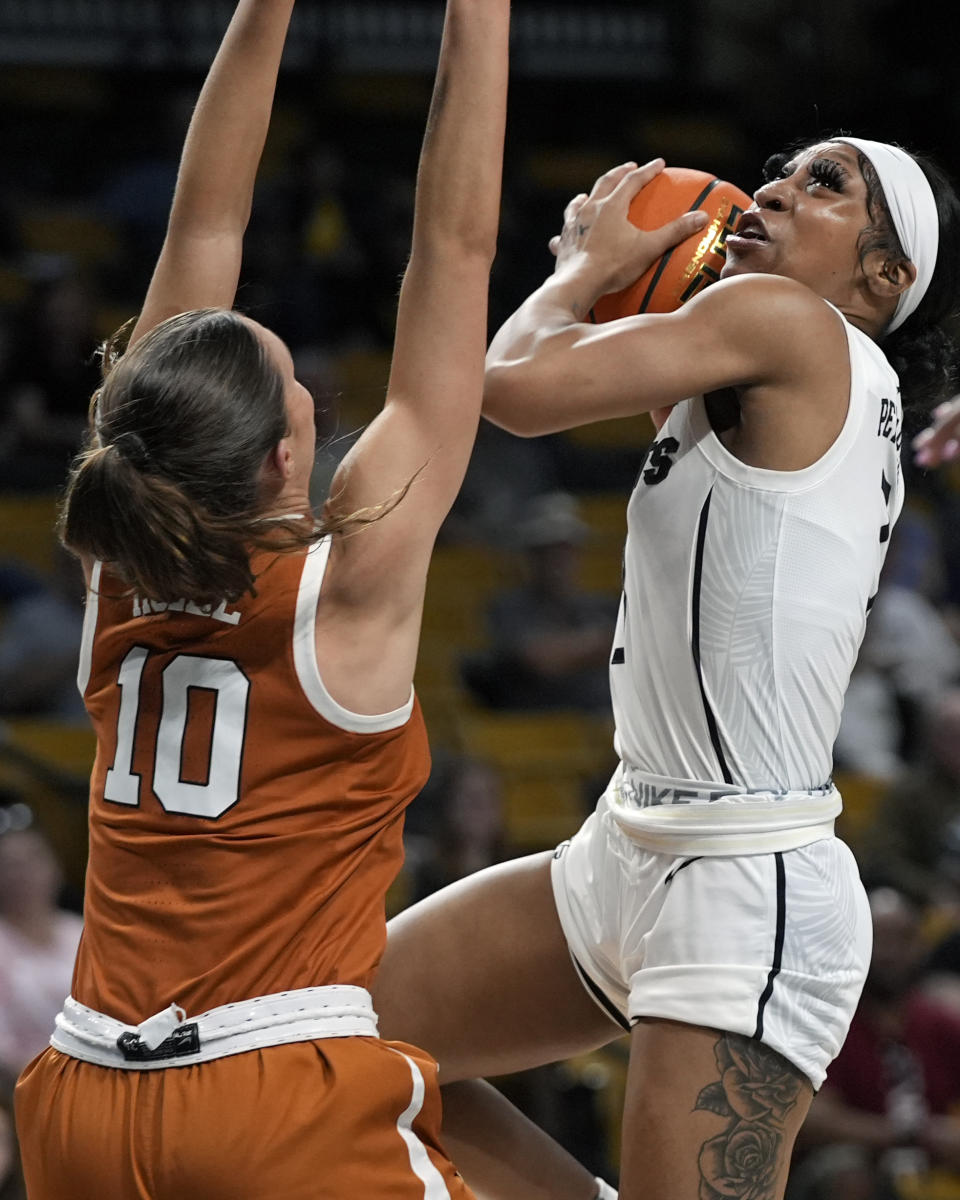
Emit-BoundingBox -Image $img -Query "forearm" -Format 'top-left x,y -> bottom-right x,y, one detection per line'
356,0 -> 509,536
409,0 -> 510,264
129,0 -> 296,343
320,0 -> 510,602
168,0 -> 296,238
487,271 -> 599,373
483,271 -> 608,436
387,0 -> 509,369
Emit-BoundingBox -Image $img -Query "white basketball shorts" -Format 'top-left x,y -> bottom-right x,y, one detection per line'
550,794 -> 872,1088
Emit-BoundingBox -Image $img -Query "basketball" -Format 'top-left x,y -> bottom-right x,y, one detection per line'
589,167 -> 752,322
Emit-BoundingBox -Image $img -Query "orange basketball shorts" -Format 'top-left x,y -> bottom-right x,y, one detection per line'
16,1036 -> 473,1199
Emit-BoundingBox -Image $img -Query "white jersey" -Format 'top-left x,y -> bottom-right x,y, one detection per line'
608,306 -> 903,847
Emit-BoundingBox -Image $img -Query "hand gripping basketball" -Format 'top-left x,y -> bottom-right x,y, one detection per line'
588,163 -> 753,320
550,159 -> 711,298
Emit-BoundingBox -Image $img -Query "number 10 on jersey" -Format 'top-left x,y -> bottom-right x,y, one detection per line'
105,647 -> 251,819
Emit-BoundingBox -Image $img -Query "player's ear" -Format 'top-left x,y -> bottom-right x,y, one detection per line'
865,251 -> 917,302
262,438 -> 294,486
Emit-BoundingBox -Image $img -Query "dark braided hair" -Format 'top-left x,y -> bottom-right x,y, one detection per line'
763,136 -> 960,418
867,151 -> 960,421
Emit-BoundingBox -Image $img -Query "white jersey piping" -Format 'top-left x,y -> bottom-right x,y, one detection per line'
76,559 -> 102,698
388,1048 -> 453,1199
292,539 -> 415,734
687,304 -> 874,493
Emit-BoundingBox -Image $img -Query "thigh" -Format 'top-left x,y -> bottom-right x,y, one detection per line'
620,1019 -> 812,1200
375,851 -> 624,1082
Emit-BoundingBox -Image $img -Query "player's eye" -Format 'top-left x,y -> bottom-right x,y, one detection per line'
807,158 -> 847,192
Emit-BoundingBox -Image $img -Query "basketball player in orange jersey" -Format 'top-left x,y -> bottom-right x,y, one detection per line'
12,0 -> 513,1195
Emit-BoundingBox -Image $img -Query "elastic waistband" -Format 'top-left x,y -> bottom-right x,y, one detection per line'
607,765 -> 842,855
615,764 -> 837,808
51,985 -> 379,1071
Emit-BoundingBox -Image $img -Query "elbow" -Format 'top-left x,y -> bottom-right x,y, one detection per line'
454,226 -> 499,266
482,361 -> 543,437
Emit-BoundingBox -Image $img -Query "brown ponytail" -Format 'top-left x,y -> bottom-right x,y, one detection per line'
61,307 -> 414,604
60,309 -> 316,605
60,440 -> 286,604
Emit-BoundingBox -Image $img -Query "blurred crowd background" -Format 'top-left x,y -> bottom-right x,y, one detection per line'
1,1 -> 959,1197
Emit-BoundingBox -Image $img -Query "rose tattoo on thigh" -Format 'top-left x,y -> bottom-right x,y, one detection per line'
694,1034 -> 806,1200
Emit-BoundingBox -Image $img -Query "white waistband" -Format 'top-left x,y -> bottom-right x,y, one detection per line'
607,765 -> 841,855
51,986 -> 379,1071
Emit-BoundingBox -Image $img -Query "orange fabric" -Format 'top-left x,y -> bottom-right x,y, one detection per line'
73,547 -> 431,1024
16,1041 -> 473,1199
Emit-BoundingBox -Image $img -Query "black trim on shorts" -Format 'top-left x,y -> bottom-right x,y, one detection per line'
753,852 -> 786,1040
664,855 -> 702,885
692,488 -> 734,784
572,954 -> 631,1033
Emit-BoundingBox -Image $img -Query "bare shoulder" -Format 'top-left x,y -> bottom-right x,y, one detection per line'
690,274 -> 846,350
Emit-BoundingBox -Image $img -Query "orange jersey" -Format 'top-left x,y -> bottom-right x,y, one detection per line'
73,539 -> 430,1025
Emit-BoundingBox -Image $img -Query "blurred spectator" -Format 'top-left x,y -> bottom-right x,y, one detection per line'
405,755 -> 509,904
921,818 -> 960,1013
0,191 -> 21,261
792,887 -> 960,1200
0,263 -> 100,489
786,1144 -> 886,1200
860,688 -> 960,905
293,142 -> 369,349
97,86 -> 190,290
442,421 -> 644,548
441,422 -> 559,546
0,548 -> 86,723
0,800 -> 82,1080
0,1089 -> 23,1200
461,491 -> 617,713
241,140 -> 373,354
834,582 -> 960,782
0,801 -> 78,1200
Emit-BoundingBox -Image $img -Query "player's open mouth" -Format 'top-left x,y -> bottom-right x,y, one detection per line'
728,213 -> 769,247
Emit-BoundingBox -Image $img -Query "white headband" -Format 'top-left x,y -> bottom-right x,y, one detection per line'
836,137 -> 939,333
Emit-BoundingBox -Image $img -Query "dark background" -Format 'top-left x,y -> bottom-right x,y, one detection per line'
0,0 -> 955,351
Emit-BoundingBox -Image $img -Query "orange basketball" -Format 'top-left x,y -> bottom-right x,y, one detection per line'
590,167 -> 752,321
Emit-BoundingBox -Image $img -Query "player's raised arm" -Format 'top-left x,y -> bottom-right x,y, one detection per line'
483,159 -> 714,434
323,0 -> 510,612
128,0 -> 296,347
481,159 -> 846,443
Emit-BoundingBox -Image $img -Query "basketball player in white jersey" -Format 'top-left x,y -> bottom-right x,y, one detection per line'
374,141 -> 960,1200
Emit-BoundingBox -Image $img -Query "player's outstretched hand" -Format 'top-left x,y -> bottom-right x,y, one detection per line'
913,395 -> 960,467
548,158 -> 707,297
